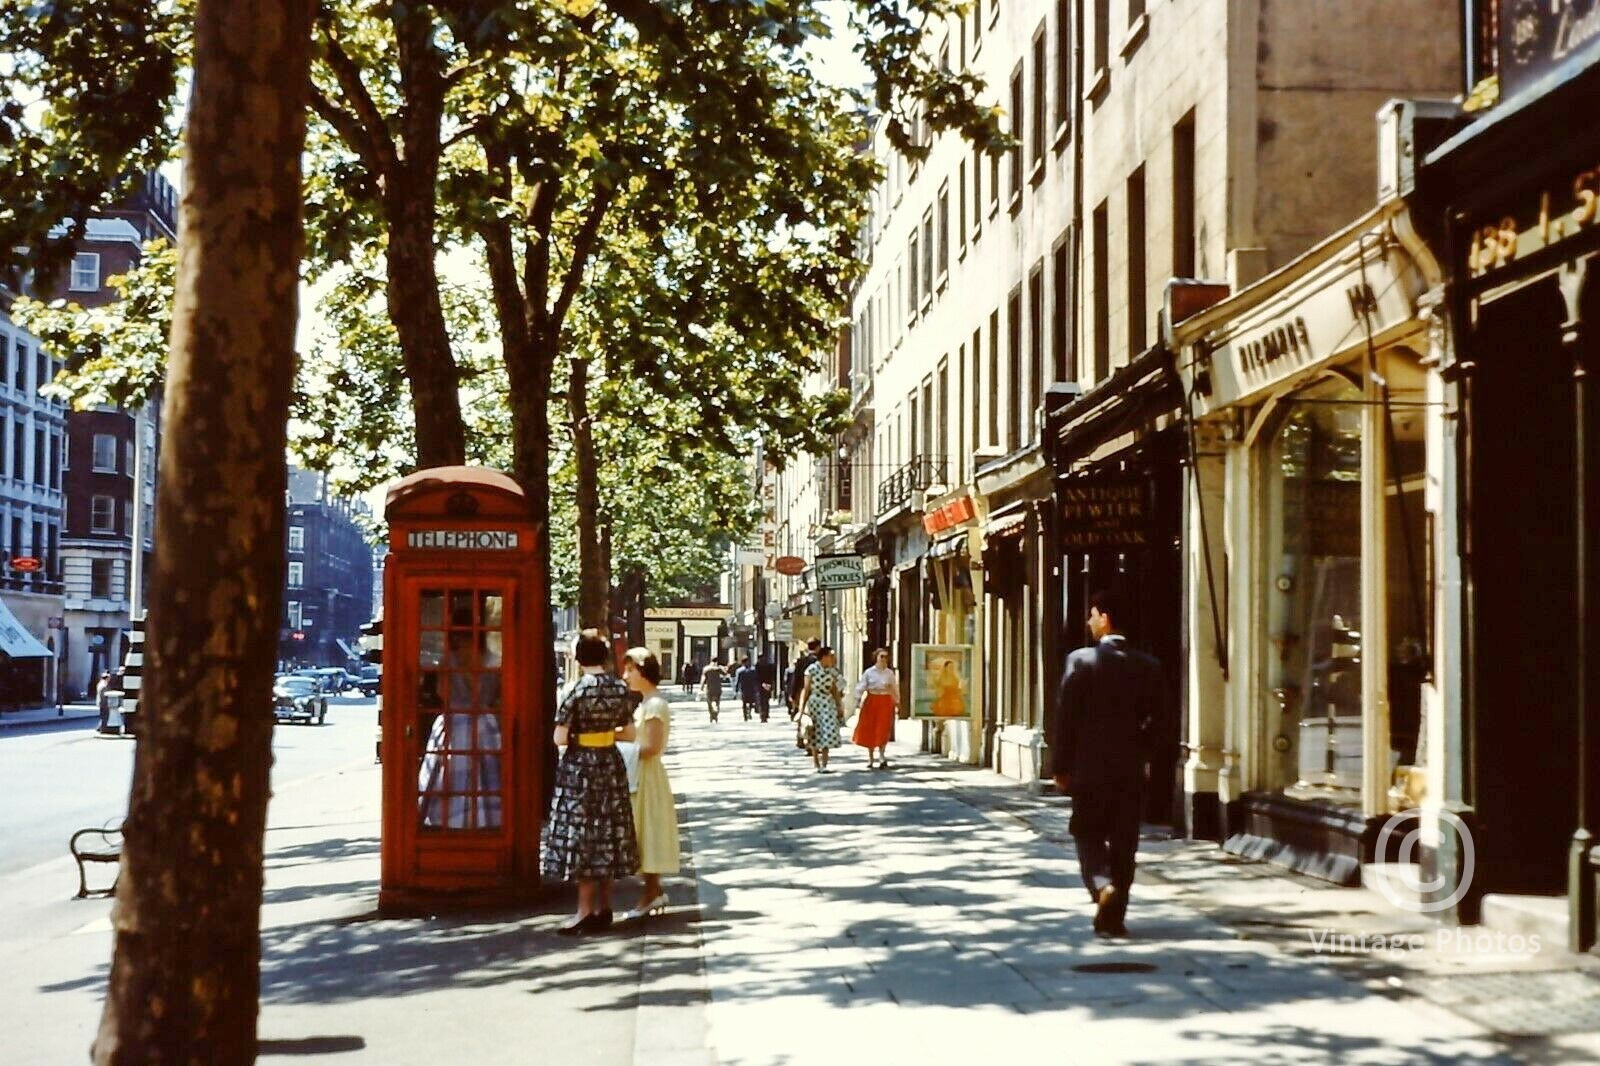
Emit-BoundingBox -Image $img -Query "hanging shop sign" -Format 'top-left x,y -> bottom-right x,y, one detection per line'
789,615 -> 822,643
814,553 -> 866,590
735,542 -> 765,566
771,619 -> 794,641
922,493 -> 977,536
1058,476 -> 1154,551
1464,159 -> 1600,282
774,555 -> 806,576
1498,0 -> 1600,104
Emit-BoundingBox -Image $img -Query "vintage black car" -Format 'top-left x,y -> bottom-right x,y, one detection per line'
274,675 -> 328,725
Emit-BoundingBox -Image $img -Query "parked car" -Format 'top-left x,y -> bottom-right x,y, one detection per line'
356,664 -> 381,697
274,676 -> 328,725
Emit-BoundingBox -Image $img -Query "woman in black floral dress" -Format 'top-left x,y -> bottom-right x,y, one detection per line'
544,629 -> 639,934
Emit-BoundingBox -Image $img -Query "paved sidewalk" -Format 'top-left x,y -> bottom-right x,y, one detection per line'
0,702 -> 99,731
677,706 -> 1530,1066
8,690 -> 1599,1064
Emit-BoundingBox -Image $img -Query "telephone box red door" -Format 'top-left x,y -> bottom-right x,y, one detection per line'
379,467 -> 546,913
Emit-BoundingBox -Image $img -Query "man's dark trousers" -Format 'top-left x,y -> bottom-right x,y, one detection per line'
1070,780 -> 1141,927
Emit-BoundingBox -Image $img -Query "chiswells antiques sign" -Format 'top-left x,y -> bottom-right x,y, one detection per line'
814,553 -> 866,590
1058,476 -> 1153,551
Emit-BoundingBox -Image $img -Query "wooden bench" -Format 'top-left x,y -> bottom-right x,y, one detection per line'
70,821 -> 124,899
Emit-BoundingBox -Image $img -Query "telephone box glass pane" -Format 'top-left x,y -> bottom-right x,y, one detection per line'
419,631 -> 444,667
449,590 -> 474,627
417,582 -> 506,833
420,590 -> 444,628
480,593 -> 503,628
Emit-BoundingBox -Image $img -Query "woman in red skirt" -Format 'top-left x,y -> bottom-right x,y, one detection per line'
851,648 -> 900,770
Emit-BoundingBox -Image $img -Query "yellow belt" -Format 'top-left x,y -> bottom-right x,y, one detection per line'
577,731 -> 616,748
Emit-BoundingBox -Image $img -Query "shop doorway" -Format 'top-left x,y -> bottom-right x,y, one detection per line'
1469,277 -> 1577,895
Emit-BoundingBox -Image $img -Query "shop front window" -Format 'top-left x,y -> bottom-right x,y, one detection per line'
1263,376 -> 1363,801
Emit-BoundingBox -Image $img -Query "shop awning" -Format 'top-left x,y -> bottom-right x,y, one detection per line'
928,530 -> 972,560
983,507 -> 1029,543
0,600 -> 52,659
1048,346 -> 1182,467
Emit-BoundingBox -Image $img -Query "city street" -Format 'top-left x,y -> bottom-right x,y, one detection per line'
5,689 -> 1599,1064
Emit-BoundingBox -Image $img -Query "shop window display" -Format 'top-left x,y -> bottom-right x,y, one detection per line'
1262,377 -> 1363,801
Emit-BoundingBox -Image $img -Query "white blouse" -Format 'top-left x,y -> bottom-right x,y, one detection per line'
855,664 -> 899,700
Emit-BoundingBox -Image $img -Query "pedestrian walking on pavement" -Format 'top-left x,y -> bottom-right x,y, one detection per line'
755,656 -> 776,722
682,660 -> 697,694
95,671 -> 115,732
786,638 -> 821,719
701,660 -> 727,722
544,629 -> 640,935
798,646 -> 845,772
851,648 -> 899,769
620,647 -> 679,920
1051,589 -> 1161,939
736,656 -> 762,721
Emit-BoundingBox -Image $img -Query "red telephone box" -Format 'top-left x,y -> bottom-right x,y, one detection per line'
379,466 -> 546,912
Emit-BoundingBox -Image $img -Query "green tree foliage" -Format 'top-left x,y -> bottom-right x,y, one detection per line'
12,238 -> 174,411
0,0 -> 184,289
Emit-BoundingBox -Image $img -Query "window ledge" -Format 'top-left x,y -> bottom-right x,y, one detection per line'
936,273 -> 950,294
1121,14 -> 1150,60
971,220 -> 983,242
1008,190 -> 1023,216
1028,159 -> 1045,187
988,199 -> 1000,221
921,294 -> 933,313
957,244 -> 969,263
1053,122 -> 1072,154
1085,67 -> 1110,106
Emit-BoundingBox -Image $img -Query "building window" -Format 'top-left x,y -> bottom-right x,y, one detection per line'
970,327 -> 982,476
92,433 -> 117,472
956,344 -> 967,484
1030,27 -> 1046,170
91,558 -> 114,599
1007,288 -> 1023,450
921,210 -> 934,305
1128,165 -> 1148,355
12,341 -> 27,392
287,600 -> 302,630
987,309 -> 1001,447
288,561 -> 304,589
1173,110 -> 1197,278
1128,0 -> 1145,25
1008,65 -> 1024,203
907,234 -> 920,319
972,144 -> 984,236
1028,264 -> 1044,443
91,495 -> 115,533
11,421 -> 23,481
69,253 -> 100,292
288,525 -> 304,552
34,427 -> 45,485
989,139 -> 1001,213
1055,0 -> 1072,134
936,185 -> 950,285
1093,0 -> 1110,73
957,163 -> 968,253
1092,199 -> 1109,381
973,0 -> 983,48
1053,234 -> 1074,383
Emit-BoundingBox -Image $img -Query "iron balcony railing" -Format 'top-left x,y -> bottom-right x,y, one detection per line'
876,455 -> 947,516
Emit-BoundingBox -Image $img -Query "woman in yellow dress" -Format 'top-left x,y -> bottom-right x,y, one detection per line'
621,647 -> 679,919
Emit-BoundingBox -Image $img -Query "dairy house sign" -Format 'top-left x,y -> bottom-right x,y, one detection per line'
407,529 -> 521,550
